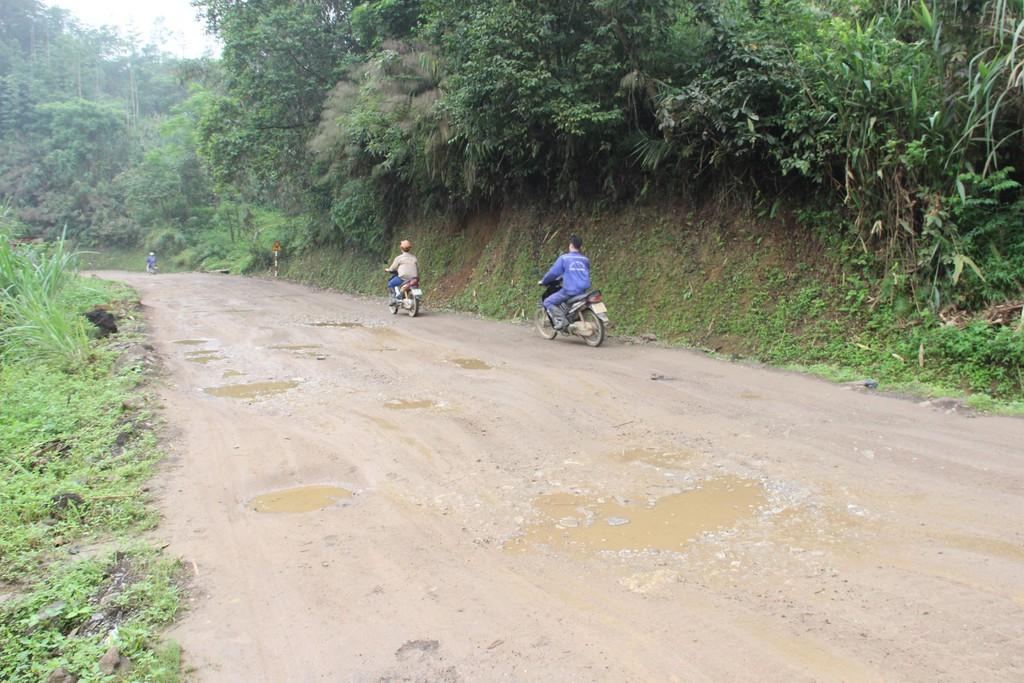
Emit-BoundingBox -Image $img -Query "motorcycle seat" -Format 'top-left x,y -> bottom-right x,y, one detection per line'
566,291 -> 592,304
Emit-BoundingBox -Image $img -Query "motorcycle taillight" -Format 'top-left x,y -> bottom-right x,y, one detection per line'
588,293 -> 603,303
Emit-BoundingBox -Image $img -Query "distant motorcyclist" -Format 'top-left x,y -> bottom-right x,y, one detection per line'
539,234 -> 590,331
384,239 -> 419,297
146,252 -> 157,274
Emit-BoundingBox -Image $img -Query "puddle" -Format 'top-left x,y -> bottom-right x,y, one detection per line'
271,345 -> 322,351
612,447 -> 697,468
510,476 -> 765,553
739,391 -> 763,399
172,339 -> 207,345
185,350 -> 224,364
222,369 -> 245,378
249,485 -> 352,513
204,380 -> 299,399
451,358 -> 491,370
309,321 -> 363,328
385,400 -> 437,410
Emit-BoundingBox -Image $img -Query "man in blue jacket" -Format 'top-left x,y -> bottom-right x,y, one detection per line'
539,234 -> 590,330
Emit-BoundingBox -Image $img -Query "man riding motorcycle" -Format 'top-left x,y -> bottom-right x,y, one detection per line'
384,239 -> 419,299
539,234 -> 590,331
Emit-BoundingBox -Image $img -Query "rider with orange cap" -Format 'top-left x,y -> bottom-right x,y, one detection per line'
385,239 -> 419,297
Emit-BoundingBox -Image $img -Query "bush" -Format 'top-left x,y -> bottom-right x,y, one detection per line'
0,231 -> 94,368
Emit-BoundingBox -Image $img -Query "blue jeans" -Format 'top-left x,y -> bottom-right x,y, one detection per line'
387,275 -> 404,296
543,289 -> 575,310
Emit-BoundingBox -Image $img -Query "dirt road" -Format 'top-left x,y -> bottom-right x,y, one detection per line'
102,272 -> 1023,682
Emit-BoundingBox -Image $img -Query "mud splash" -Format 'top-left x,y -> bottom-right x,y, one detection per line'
309,321 -> 363,328
510,476 -> 765,553
451,358 -> 491,370
249,485 -> 352,513
185,350 -> 223,364
204,380 -> 299,400
385,400 -> 437,410
172,339 -> 207,345
613,447 -> 697,468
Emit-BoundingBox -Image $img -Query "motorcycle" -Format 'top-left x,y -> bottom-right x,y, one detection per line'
535,280 -> 609,347
387,271 -> 423,317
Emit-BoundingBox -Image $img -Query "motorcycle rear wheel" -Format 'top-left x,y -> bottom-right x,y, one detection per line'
407,296 -> 419,317
534,306 -> 557,340
579,308 -> 605,347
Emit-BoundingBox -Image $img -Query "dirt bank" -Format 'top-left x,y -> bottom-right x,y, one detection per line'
102,271 -> 1023,682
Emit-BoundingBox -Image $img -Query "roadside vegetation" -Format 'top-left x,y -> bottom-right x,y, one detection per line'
1,210 -> 181,681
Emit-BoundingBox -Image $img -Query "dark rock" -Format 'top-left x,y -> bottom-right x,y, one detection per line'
84,308 -> 118,337
639,332 -> 658,343
98,647 -> 131,676
45,667 -> 77,683
50,492 -> 84,517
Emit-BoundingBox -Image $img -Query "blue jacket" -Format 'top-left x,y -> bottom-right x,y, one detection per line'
146,255 -> 156,266
542,251 -> 590,295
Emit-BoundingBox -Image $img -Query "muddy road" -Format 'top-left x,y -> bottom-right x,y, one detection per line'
101,272 -> 1022,682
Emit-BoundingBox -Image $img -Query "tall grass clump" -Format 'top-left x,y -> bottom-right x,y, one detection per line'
0,220 -> 93,368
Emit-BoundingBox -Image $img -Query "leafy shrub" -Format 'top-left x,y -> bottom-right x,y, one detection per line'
0,231 -> 93,368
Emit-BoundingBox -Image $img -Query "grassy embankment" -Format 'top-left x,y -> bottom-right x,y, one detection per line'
77,248 -> 185,274
272,199 -> 1023,411
1,235 -> 181,681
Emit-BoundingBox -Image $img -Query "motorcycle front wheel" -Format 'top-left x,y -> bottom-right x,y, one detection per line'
534,306 -> 557,340
579,308 -> 605,347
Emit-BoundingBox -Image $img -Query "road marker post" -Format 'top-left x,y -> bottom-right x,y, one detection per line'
272,240 -> 282,278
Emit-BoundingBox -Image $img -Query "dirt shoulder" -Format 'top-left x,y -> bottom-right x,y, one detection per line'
105,271 -> 1023,682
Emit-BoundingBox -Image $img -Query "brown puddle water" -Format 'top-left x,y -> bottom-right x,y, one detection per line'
172,339 -> 207,345
613,447 -> 697,468
309,321 -> 363,328
204,380 -> 299,399
271,344 -> 321,351
385,400 -> 437,410
510,476 -> 765,553
222,369 -> 245,378
185,350 -> 223,364
451,358 -> 491,370
249,485 -> 352,513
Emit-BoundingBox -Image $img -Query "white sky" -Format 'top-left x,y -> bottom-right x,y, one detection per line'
45,0 -> 221,58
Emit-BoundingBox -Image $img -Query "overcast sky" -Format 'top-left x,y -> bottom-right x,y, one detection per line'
46,0 -> 221,58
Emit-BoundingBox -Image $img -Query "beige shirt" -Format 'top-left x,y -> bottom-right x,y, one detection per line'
388,252 -> 419,280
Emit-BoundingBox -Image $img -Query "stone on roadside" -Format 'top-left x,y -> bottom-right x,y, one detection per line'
98,647 -> 131,676
84,308 -> 118,337
606,517 -> 630,526
45,667 -> 77,683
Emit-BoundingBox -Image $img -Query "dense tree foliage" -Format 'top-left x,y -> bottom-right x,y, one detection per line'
185,0 -> 1023,311
0,0 -> 198,243
1,0 -> 1021,311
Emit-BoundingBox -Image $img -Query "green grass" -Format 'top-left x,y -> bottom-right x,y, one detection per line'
77,248 -> 186,273
0,276 -> 181,682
